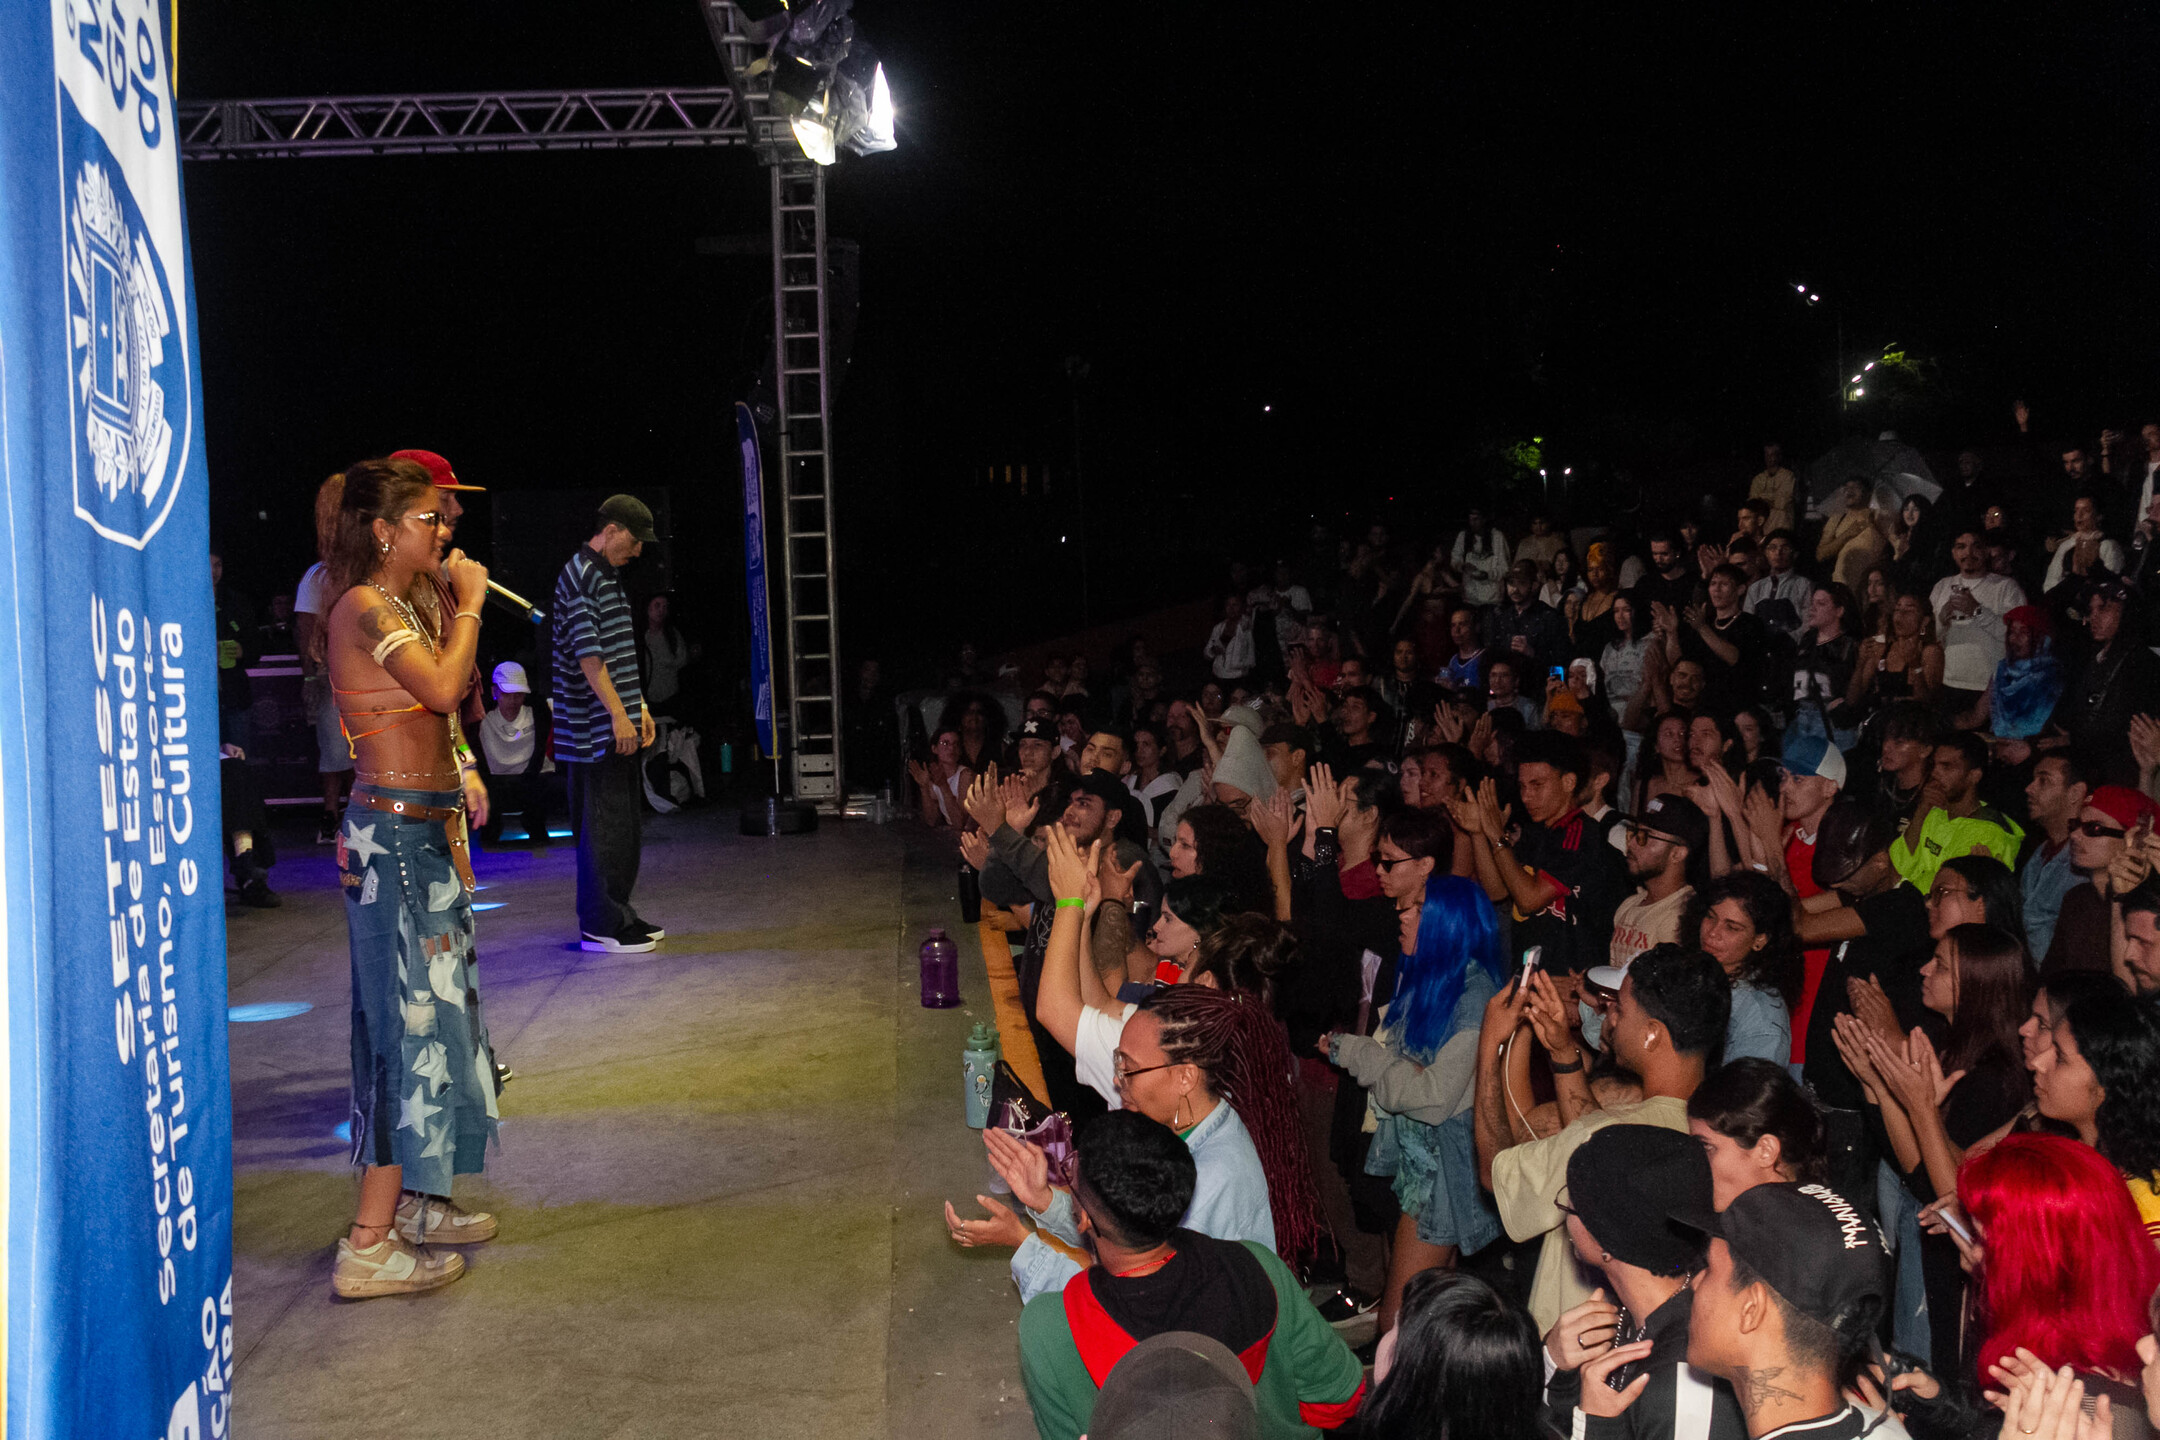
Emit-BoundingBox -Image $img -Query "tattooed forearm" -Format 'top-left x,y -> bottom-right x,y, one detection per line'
1731,1365 -> 1802,1417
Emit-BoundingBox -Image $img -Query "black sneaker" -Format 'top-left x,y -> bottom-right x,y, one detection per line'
238,875 -> 282,909
1313,1287 -> 1379,1327
580,925 -> 657,954
315,816 -> 339,845
494,1061 -> 515,1089
632,920 -> 666,942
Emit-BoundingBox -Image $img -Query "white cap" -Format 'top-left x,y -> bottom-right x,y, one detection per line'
492,661 -> 531,694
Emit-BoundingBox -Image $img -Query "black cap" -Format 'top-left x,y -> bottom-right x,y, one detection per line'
1670,1182 -> 1889,1332
1089,1331 -> 1258,1440
1634,794 -> 1709,856
2086,574 -> 2134,608
1563,1125 -> 1713,1276
1017,717 -> 1055,744
1811,797 -> 1900,889
598,493 -> 659,543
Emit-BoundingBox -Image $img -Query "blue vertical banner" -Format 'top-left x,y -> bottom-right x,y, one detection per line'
0,3 -> 234,1438
736,401 -> 777,757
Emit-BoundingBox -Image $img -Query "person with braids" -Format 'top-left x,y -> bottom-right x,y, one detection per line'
2032,989 -> 2160,1242
321,457 -> 502,1298
1321,873 -> 1509,1338
960,975 -> 1329,1304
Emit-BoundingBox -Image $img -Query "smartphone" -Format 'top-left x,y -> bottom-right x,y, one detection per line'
1510,945 -> 1543,998
1549,666 -> 1566,681
1936,1205 -> 1974,1245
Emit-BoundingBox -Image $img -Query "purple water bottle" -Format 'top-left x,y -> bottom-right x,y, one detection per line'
919,927 -> 961,1008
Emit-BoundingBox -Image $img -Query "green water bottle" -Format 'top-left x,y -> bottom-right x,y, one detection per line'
963,1022 -> 1000,1128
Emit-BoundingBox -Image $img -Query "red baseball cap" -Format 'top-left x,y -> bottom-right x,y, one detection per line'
390,448 -> 485,492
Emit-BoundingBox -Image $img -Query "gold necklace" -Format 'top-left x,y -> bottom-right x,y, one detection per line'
367,580 -> 437,655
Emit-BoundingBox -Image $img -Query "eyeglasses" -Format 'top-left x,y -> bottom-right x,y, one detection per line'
2073,820 -> 2128,838
1374,856 -> 1410,872
401,511 -> 446,529
1925,887 -> 1972,906
1112,1061 -> 1176,1083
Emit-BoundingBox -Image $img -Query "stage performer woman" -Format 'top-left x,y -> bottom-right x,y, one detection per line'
324,457 -> 503,1298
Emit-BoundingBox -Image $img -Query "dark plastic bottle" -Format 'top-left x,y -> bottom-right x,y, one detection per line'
919,927 -> 961,1008
957,862 -> 982,924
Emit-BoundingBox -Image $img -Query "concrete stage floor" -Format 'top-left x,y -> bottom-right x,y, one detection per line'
225,807 -> 1039,1440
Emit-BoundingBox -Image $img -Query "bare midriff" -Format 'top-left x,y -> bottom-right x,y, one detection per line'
328,598 -> 458,790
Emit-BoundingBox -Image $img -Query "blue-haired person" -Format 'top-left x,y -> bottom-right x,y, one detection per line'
1324,872 -> 1509,1338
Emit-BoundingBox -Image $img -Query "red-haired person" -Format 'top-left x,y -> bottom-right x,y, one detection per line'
1951,1135 -> 2160,1432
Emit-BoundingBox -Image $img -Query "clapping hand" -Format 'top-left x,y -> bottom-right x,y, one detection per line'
958,828 -> 990,870
1305,762 -> 1347,829
1847,974 -> 1904,1045
962,766 -> 1006,833
999,775 -> 1040,834
1096,843 -> 1140,907
2106,816 -> 2152,898
1474,777 -> 1512,843
1985,1350 -> 2111,1440
982,1127 -> 1054,1213
1831,1012 -> 1888,1106
1432,702 -> 1465,744
1250,789 -> 1295,850
1700,762 -> 1745,820
1043,825 -> 1097,905
2131,714 -> 2160,778
943,1193 -> 1028,1251
1468,711 -> 1496,763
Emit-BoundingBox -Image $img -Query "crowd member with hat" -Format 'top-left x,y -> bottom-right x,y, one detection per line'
1013,1111 -> 1364,1440
1479,945 -> 1730,1334
2040,783 -> 2158,978
552,493 -> 663,955
1674,1182 -> 1897,1440
2056,576 -> 2160,786
1609,794 -> 1706,972
970,762 -> 1164,1119
1084,1331 -> 1259,1440
1540,1124 -> 1748,1440
475,661 -> 553,847
1768,731 -> 1846,1064
390,448 -> 492,817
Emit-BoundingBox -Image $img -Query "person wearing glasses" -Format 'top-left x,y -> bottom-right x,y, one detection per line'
321,457 -> 503,1298
2041,785 -> 2157,979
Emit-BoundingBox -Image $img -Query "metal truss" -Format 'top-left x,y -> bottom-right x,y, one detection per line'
177,88 -> 748,159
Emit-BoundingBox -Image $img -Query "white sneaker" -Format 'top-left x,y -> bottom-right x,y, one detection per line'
396,1192 -> 498,1245
331,1231 -> 464,1299
581,926 -> 657,953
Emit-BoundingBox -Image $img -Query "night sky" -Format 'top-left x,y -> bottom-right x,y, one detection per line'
181,3 -> 2160,684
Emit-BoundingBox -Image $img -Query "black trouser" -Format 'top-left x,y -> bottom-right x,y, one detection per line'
566,753 -> 643,937
479,754 -> 553,844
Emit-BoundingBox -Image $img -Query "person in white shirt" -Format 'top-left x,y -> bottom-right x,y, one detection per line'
1205,595 -> 1256,681
1742,531 -> 1813,638
2042,493 -> 2126,596
1929,528 -> 2027,708
477,662 -> 554,846
1452,508 -> 1512,607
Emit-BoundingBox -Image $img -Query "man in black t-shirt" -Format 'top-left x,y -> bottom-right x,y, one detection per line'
1795,801 -> 1932,1117
1453,731 -> 1627,975
1671,564 -> 1770,710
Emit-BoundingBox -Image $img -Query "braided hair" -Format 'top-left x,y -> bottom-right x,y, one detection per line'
1139,985 -> 1327,1268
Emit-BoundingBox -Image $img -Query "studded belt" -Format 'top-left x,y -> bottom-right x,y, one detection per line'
351,787 -> 476,892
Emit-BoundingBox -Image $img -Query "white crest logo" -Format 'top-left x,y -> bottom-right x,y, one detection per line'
67,159 -> 175,517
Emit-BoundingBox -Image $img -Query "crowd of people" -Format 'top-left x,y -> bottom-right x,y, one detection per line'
933,427 -> 2160,1438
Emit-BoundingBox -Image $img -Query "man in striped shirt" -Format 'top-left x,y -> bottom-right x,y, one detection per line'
553,495 -> 662,954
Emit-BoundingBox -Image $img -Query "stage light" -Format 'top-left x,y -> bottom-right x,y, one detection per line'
859,62 -> 895,150
791,106 -> 839,165
229,1002 -> 313,1022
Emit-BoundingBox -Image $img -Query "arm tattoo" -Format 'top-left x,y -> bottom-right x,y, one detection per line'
356,601 -> 403,644
1730,1365 -> 1803,1418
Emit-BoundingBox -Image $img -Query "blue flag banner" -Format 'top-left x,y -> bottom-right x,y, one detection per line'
0,3 -> 235,1436
736,401 -> 777,757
